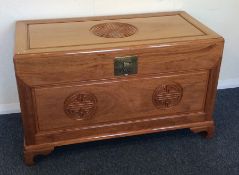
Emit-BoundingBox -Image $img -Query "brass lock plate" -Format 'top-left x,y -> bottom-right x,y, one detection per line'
114,56 -> 138,76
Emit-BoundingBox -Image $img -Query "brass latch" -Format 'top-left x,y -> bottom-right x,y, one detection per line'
114,56 -> 138,76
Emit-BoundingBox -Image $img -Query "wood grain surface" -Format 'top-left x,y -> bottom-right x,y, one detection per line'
14,11 -> 220,56
34,71 -> 208,131
14,11 -> 224,165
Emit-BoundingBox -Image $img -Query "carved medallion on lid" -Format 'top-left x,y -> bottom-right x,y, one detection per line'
90,22 -> 137,38
64,92 -> 97,120
152,83 -> 183,109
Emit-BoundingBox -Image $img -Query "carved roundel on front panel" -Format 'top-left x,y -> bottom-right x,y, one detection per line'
90,22 -> 138,38
64,92 -> 97,120
152,83 -> 183,109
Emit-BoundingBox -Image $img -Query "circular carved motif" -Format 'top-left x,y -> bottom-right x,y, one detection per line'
152,83 -> 183,109
64,92 -> 97,120
90,22 -> 137,38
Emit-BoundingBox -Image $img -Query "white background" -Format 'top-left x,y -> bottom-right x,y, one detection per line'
0,0 -> 239,113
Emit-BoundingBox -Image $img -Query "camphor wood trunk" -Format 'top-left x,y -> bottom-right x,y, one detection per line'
14,11 -> 224,165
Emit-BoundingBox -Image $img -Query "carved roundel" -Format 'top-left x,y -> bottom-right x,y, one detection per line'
64,92 -> 97,120
90,22 -> 137,38
152,83 -> 183,109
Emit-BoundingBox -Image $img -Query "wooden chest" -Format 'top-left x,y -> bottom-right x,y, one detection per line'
14,11 -> 224,165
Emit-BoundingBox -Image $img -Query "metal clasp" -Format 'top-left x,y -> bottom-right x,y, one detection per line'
114,56 -> 138,76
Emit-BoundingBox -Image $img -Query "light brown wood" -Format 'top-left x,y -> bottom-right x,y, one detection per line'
14,11 -> 221,56
14,11 -> 224,165
34,71 -> 208,131
24,145 -> 54,166
28,15 -> 203,49
190,122 -> 215,139
16,79 -> 37,145
14,40 -> 222,86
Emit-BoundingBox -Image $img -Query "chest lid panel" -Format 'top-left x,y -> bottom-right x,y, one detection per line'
28,15 -> 202,49
15,11 -> 221,56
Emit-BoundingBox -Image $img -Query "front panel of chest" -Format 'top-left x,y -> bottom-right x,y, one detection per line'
32,70 -> 209,133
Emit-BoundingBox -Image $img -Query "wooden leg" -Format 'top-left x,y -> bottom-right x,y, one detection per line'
190,123 -> 215,139
24,147 -> 54,166
24,152 -> 35,166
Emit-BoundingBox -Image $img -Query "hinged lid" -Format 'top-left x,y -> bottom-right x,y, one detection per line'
15,11 -> 222,57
